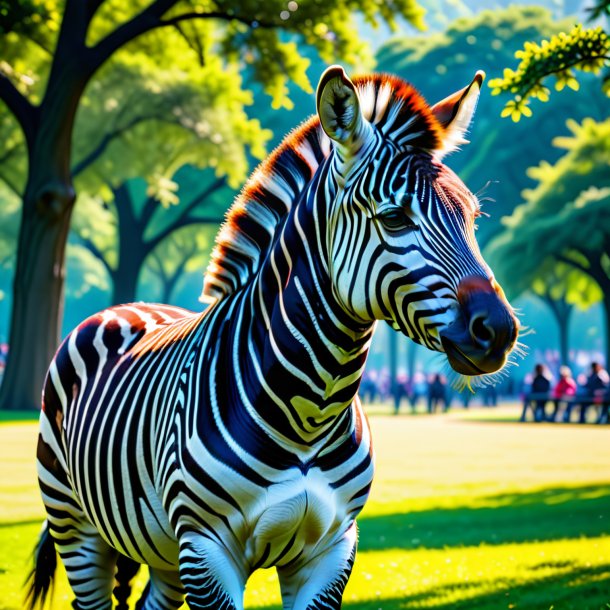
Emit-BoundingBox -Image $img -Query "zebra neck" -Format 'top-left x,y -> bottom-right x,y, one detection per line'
235,199 -> 375,448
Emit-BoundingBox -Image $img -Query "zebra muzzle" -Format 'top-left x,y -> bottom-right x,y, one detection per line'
440,276 -> 518,375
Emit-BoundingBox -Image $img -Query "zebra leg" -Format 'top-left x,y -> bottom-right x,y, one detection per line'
178,533 -> 247,610
56,522 -> 117,610
135,568 -> 184,610
278,523 -> 357,610
38,430 -> 117,609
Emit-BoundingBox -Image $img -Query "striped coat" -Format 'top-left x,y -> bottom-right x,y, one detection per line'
29,65 -> 517,610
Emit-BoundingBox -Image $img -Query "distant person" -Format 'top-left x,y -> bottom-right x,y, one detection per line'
458,387 -> 475,408
549,366 -> 577,422
359,370 -> 379,404
565,362 -> 609,423
409,372 -> 427,413
427,373 -> 447,413
483,384 -> 498,407
520,364 -> 551,422
598,384 -> 610,425
393,373 -> 410,414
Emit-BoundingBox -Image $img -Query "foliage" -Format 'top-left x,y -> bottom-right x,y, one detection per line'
504,117 -> 610,229
489,1 -> 610,120
529,264 -> 601,308
488,118 -> 610,279
375,6 -> 609,240
487,117 -> 610,362
0,19 -> 273,198
72,168 -> 229,304
1,413 -> 610,608
0,0 -> 426,113
141,224 -> 217,303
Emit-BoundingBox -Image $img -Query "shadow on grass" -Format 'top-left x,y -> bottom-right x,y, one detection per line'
358,484 -> 610,551
249,563 -> 610,610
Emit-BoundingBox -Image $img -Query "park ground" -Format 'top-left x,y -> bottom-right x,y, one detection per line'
0,405 -> 609,610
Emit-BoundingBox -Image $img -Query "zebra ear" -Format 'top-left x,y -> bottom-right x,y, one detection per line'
316,65 -> 367,152
431,70 -> 485,158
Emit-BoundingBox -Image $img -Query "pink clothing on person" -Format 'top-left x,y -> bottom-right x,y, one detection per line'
552,377 -> 577,399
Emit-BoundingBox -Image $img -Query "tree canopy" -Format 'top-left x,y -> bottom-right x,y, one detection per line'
71,167 -> 231,305
487,117 -> 610,363
376,6 -> 609,241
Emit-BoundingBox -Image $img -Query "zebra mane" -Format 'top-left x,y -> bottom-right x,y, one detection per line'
202,74 -> 444,303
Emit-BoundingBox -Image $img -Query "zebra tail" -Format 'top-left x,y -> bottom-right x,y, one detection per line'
24,520 -> 57,610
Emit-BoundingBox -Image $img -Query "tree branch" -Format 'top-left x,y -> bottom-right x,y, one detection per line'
556,252 -> 591,275
145,177 -> 227,252
21,32 -> 54,56
85,0 -> 105,22
0,73 -> 37,147
147,214 -> 224,254
86,0 -> 180,72
159,11 -> 276,30
77,235 -> 114,277
0,170 -> 24,197
72,114 -> 182,176
88,2 -> 276,74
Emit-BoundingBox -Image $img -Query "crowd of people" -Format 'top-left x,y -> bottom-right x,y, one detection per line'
520,362 -> 610,424
359,360 -> 610,425
359,369 -> 501,414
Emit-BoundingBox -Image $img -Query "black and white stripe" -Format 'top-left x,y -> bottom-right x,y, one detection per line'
29,66 -> 515,610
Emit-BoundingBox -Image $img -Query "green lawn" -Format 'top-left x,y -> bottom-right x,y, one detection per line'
1,406 -> 609,609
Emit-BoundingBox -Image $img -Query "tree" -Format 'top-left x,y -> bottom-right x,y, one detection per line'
375,6 -> 609,243
487,118 -> 610,364
0,0 -> 425,410
489,0 -> 610,120
143,224 -> 216,304
73,168 -> 231,305
486,253 -> 601,367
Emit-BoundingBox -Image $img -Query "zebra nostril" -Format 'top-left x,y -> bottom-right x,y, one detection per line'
469,312 -> 495,349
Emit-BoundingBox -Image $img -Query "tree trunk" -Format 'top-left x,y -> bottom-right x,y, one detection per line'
603,297 -> 610,369
539,293 -> 572,368
109,185 -> 148,306
579,255 -> 610,369
558,309 -> 571,367
0,189 -> 74,410
0,61 -> 86,411
111,253 -> 144,306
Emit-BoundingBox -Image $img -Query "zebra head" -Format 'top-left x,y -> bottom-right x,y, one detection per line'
316,66 -> 518,376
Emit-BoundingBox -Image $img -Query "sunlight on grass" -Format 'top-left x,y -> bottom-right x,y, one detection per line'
1,411 -> 609,609
243,537 -> 610,609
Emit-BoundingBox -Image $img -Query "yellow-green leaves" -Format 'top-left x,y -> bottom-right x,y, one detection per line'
499,98 -> 532,122
489,24 -> 610,120
486,117 -> 610,306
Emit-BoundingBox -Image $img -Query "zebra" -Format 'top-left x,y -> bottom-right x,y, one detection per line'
27,65 -> 518,610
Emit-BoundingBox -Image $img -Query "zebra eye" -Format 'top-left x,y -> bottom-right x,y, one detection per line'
375,204 -> 419,234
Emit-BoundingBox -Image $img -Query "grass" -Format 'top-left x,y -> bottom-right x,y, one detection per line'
0,405 -> 609,609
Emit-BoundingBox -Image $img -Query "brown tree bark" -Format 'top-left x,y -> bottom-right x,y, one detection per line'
0,56 -> 86,410
0,191 -> 74,410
